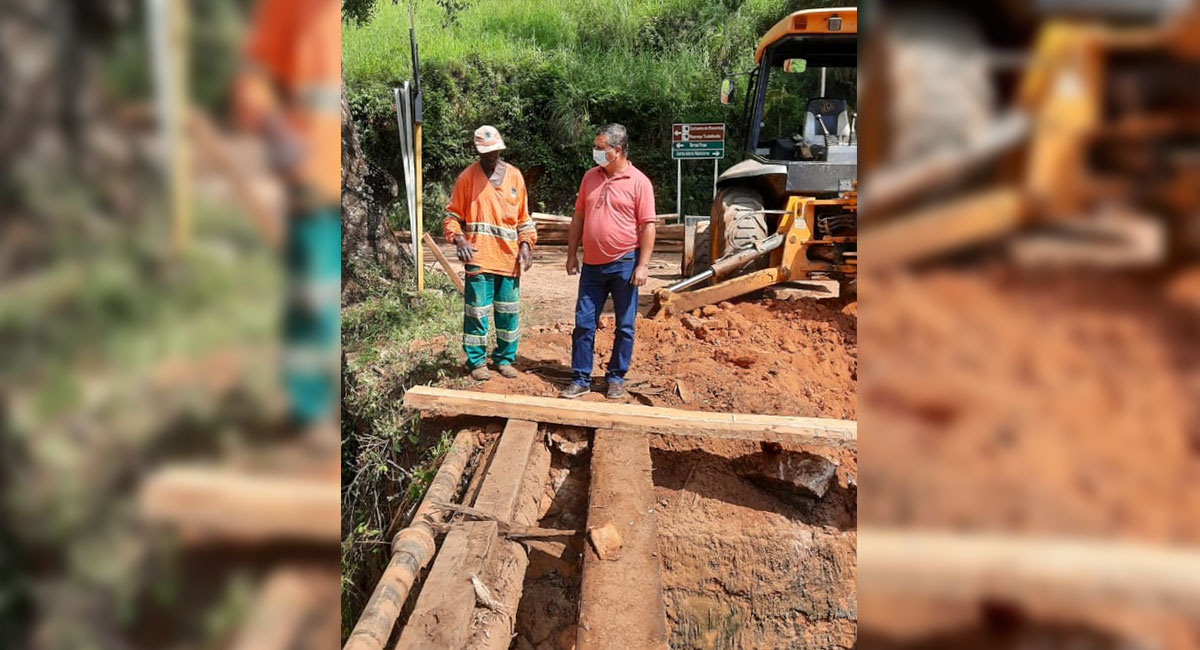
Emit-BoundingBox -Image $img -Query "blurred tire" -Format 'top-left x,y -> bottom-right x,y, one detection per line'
882,7 -> 994,162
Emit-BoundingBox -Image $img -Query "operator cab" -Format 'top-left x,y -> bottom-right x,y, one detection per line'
713,8 -> 858,201
750,34 -> 857,163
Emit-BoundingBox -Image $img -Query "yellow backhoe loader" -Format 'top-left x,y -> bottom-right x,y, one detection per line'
651,7 -> 859,318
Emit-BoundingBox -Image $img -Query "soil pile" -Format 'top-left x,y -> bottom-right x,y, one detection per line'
477,297 -> 858,420
859,269 -> 1200,648
860,269 -> 1200,540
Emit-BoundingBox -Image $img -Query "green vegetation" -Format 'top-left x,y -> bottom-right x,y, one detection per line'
0,199 -> 283,647
340,269 -> 469,636
344,0 -> 854,227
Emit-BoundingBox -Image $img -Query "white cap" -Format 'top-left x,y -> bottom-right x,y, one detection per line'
473,125 -> 506,153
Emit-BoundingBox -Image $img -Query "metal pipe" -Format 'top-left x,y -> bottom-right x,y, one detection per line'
667,268 -> 714,293
344,429 -> 478,650
665,232 -> 784,293
861,111 -> 1030,218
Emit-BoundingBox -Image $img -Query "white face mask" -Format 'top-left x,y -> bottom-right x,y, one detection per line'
592,148 -> 610,167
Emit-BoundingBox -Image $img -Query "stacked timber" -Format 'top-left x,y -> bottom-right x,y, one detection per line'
533,213 -> 685,250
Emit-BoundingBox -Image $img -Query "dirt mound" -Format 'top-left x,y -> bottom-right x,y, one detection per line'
861,270 -> 1200,540
859,269 -> 1200,647
478,297 -> 858,420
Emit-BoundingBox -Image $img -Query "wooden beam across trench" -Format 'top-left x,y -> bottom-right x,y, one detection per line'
402,386 -> 857,449
577,429 -> 669,649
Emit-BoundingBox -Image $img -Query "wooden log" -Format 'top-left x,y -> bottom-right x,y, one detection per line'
344,429 -> 477,650
403,386 -> 856,449
230,567 -> 338,650
858,528 -> 1200,613
395,420 -> 541,649
467,435 -> 552,649
139,466 -> 339,544
577,429 -> 668,649
392,520 -> 499,649
422,232 -> 464,294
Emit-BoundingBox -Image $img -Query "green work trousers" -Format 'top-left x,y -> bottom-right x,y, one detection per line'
282,206 -> 340,427
462,267 -> 520,369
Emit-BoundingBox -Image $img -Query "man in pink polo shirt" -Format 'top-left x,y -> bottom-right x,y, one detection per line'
561,124 -> 657,399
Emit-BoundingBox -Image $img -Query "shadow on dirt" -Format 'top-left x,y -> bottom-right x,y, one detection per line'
650,447 -> 856,531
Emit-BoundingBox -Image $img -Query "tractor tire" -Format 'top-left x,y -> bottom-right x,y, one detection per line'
881,7 -> 994,163
713,187 -> 767,267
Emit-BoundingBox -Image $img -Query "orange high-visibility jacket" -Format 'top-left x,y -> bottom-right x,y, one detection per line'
443,162 -> 537,277
235,0 -> 341,203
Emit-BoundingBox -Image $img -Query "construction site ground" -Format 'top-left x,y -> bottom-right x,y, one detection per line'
410,244 -> 859,649
859,268 -> 1200,649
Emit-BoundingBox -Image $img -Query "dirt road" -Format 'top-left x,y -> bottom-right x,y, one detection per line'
429,239 -> 685,326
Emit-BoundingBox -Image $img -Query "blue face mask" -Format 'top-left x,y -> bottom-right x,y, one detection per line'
592,148 -> 610,167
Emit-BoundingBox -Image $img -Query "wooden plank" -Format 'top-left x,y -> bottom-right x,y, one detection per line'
472,419 -> 539,519
578,429 -> 668,650
532,212 -> 572,223
467,435 -> 551,649
189,110 -> 282,248
681,221 -> 699,275
392,521 -> 498,650
859,528 -> 1200,613
395,420 -> 540,649
403,386 -> 856,448
422,232 -> 464,294
536,222 -> 684,239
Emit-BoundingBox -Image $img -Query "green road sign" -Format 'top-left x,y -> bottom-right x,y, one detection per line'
673,149 -> 723,159
671,140 -> 724,159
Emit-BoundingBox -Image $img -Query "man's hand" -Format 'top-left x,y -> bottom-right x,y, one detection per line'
566,254 -> 579,276
453,235 -> 477,263
518,242 -> 533,273
631,263 -> 649,287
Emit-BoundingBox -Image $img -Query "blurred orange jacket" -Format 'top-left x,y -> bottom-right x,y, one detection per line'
235,0 -> 341,204
443,162 -> 537,277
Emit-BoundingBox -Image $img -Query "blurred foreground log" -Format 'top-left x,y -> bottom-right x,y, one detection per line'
859,528 -> 1200,612
140,465 -> 340,544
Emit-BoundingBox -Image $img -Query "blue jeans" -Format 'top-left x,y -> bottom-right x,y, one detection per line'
572,252 -> 638,386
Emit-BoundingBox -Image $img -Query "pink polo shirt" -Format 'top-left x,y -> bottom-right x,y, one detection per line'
574,163 -> 656,265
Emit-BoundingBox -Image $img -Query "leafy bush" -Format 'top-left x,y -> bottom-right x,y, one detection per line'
345,0 -> 856,226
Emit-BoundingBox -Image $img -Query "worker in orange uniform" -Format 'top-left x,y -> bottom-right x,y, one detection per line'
443,126 -> 536,381
233,0 -> 341,431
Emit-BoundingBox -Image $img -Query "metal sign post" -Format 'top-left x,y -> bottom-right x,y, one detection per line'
671,123 -> 725,222
392,0 -> 426,290
395,83 -> 419,282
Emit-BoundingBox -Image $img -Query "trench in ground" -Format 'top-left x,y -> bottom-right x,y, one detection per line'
510,428 -> 858,650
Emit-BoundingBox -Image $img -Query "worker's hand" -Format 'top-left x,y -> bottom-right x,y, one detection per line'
453,235 -> 477,263
263,115 -> 307,183
566,254 -> 579,276
518,242 -> 533,273
631,263 -> 649,287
